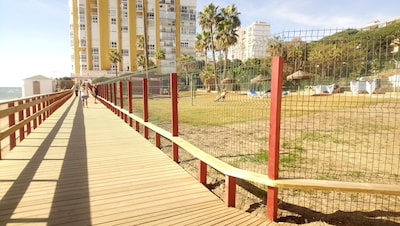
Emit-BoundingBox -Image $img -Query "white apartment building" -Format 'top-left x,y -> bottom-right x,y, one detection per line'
228,21 -> 271,61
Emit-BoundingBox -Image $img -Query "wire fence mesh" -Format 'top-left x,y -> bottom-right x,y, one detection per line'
99,27 -> 400,224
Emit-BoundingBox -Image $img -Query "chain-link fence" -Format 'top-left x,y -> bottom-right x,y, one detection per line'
97,27 -> 400,224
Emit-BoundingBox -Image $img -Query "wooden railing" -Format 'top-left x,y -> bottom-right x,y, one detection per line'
0,90 -> 72,159
93,57 -> 400,221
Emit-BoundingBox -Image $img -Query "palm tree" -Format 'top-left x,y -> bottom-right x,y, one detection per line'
180,54 -> 195,85
108,49 -> 122,77
195,31 -> 211,65
199,3 -> 221,90
199,65 -> 215,92
155,48 -> 166,65
137,36 -> 145,50
137,55 -> 146,69
267,36 -> 284,57
216,4 -> 241,80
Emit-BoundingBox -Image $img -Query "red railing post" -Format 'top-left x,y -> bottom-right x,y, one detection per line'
113,83 -> 117,115
8,102 -> 16,150
33,97 -> 38,129
267,56 -> 284,221
119,81 -> 124,120
128,80 -> 133,127
38,97 -> 42,125
26,98 -> 32,135
171,73 -> 179,162
199,160 -> 207,185
225,175 -> 236,207
143,78 -> 149,139
108,83 -> 111,102
155,133 -> 161,148
18,100 -> 24,142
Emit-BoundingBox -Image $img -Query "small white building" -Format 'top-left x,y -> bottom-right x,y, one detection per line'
23,75 -> 55,97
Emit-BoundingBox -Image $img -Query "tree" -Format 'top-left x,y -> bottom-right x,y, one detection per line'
180,54 -> 195,85
195,31 -> 211,65
267,36 -> 284,57
155,48 -> 166,65
216,4 -> 241,80
137,55 -> 155,69
199,3 -> 221,90
199,65 -> 215,92
108,49 -> 122,77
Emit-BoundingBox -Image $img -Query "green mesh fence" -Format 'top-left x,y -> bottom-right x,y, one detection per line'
98,27 -> 400,224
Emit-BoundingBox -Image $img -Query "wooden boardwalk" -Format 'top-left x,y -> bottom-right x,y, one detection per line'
0,95 -> 275,225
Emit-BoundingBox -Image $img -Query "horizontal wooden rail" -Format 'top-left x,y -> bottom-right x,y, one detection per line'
0,93 -> 71,140
110,100 -> 400,196
0,90 -> 72,157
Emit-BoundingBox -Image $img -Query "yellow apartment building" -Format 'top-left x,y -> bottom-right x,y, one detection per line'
69,0 -> 197,79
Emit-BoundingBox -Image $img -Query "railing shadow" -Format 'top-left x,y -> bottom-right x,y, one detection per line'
47,97 -> 91,225
0,97 -> 92,225
278,200 -> 400,225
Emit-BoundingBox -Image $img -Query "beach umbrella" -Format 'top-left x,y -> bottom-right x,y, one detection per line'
221,77 -> 236,84
251,74 -> 271,83
286,70 -> 311,81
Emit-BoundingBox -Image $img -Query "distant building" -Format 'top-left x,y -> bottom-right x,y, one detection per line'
360,16 -> 400,31
228,21 -> 271,61
69,0 -> 197,80
23,75 -> 55,97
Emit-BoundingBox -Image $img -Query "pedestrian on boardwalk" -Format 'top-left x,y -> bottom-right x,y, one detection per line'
92,86 -> 99,104
80,83 -> 89,108
75,84 -> 79,97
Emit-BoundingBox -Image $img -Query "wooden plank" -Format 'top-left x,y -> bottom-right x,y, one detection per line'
0,95 -> 273,226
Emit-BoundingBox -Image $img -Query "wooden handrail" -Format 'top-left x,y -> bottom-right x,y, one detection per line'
0,90 -> 72,156
0,93 -> 71,140
113,102 -> 400,196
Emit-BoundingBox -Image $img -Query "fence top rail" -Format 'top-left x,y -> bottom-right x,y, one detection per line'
114,100 -> 400,196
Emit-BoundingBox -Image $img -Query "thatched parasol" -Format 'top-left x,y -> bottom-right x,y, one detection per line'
251,74 -> 271,83
286,70 -> 311,81
221,77 -> 236,84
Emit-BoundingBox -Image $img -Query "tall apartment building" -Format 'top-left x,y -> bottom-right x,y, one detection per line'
228,21 -> 271,61
69,0 -> 197,79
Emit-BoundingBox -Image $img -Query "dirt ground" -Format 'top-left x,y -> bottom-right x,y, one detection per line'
154,93 -> 400,225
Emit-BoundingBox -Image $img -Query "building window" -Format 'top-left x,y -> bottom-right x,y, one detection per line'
80,54 -> 87,62
81,64 -> 87,70
147,12 -> 154,19
111,42 -> 117,48
111,18 -> 117,24
149,44 -> 155,50
80,24 -> 85,30
93,63 -> 99,70
80,39 -> 86,47
92,48 -> 99,54
121,2 -> 127,10
122,49 -> 129,56
121,26 -> 128,32
92,15 -> 98,23
180,42 -> 188,47
93,55 -> 99,62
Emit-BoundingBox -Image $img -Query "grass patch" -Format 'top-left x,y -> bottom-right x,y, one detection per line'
240,148 -> 269,163
127,91 -> 389,126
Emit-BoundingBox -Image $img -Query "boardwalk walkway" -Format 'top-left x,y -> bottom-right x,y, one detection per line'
0,95 -> 274,225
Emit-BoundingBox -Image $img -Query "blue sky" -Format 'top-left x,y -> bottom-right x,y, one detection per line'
0,0 -> 399,87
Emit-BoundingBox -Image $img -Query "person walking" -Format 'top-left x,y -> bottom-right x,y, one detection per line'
80,83 -> 89,108
75,84 -> 79,97
92,86 -> 99,104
